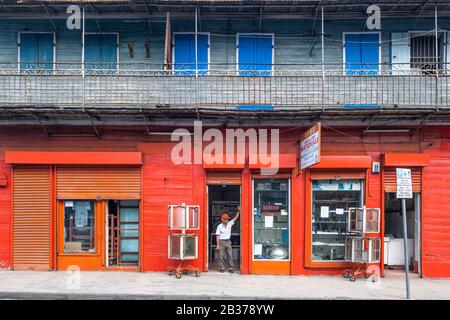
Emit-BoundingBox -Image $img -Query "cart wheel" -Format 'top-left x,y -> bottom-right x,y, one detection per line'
195,271 -> 201,277
343,272 -> 350,278
350,276 -> 356,282
175,272 -> 182,279
372,275 -> 379,282
364,273 -> 371,279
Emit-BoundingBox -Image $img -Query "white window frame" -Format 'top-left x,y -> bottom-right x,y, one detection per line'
251,178 -> 291,262
236,33 -> 275,76
172,32 -> 211,75
18,31 -> 56,70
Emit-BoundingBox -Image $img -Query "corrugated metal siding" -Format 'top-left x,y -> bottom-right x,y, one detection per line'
13,166 -> 51,270
384,168 -> 421,193
422,152 -> 450,277
56,166 -> 141,199
206,172 -> 241,185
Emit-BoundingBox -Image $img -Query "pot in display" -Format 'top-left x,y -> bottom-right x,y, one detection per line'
268,245 -> 288,259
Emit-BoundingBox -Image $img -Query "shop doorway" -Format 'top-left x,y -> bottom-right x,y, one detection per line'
107,200 -> 140,267
207,185 -> 241,272
384,193 -> 421,275
57,199 -> 140,270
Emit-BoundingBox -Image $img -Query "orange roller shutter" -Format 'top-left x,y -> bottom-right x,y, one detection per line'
56,166 -> 141,200
384,168 -> 421,193
13,166 -> 51,270
206,172 -> 242,185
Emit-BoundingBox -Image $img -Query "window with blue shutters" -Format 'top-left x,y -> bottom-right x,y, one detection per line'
237,34 -> 274,110
173,33 -> 209,75
344,33 -> 380,75
238,34 -> 273,76
84,33 -> 118,70
19,33 -> 54,70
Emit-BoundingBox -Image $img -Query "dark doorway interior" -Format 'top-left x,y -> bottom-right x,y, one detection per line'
208,185 -> 241,271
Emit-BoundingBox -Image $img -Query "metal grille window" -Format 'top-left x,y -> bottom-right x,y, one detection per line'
410,34 -> 444,73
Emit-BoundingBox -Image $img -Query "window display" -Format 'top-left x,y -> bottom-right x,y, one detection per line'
253,179 -> 290,260
64,200 -> 95,253
312,179 -> 363,261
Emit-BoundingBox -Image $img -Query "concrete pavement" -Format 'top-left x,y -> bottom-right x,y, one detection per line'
0,269 -> 449,300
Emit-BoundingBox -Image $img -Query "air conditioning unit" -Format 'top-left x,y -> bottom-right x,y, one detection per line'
168,204 -> 200,230
168,234 -> 198,260
348,207 -> 380,234
345,237 -> 381,263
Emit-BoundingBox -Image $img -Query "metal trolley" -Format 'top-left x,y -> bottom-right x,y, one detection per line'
167,204 -> 201,279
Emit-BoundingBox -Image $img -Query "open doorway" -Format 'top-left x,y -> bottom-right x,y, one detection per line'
208,185 -> 241,272
384,193 -> 421,275
107,200 -> 140,267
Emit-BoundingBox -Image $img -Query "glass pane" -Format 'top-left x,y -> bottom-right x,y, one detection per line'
169,235 -> 181,259
64,200 -> 95,253
121,253 -> 138,262
253,179 -> 290,260
120,208 -> 138,222
183,236 -> 197,258
312,179 -> 362,261
120,239 -> 138,253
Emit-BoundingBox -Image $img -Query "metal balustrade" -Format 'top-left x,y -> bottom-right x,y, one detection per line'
0,63 -> 448,110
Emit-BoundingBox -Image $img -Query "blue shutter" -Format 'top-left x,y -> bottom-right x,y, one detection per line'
238,34 -> 272,76
85,34 -> 117,70
345,33 -> 380,75
237,34 -> 273,110
20,33 -> 53,70
174,33 -> 209,75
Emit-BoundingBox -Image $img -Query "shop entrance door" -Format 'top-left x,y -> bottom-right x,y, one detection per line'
384,193 -> 422,275
207,185 -> 241,272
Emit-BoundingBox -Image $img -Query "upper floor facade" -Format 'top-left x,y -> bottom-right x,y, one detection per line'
0,0 -> 450,124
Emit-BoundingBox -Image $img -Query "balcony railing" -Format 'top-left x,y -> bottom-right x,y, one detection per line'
0,63 -> 448,110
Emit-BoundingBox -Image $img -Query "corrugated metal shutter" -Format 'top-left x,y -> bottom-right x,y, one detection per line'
310,170 -> 366,180
384,168 -> 422,193
56,166 -> 141,199
13,166 -> 51,270
206,172 -> 242,185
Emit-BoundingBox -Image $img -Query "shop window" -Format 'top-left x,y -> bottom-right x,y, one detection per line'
312,179 -> 363,261
253,179 -> 290,260
64,200 -> 95,253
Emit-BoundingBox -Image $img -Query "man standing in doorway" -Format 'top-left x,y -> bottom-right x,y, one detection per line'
216,206 -> 240,273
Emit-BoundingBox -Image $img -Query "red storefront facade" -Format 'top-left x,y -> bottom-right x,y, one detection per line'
0,125 -> 449,278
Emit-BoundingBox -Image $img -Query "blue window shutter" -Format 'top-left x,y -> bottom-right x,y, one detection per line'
361,34 -> 380,75
238,34 -> 272,76
345,33 -> 379,75
85,34 -> 117,70
345,34 -> 362,75
174,33 -> 208,75
20,33 -> 53,70
237,34 -> 273,110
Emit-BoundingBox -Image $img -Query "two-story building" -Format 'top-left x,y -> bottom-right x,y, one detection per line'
0,0 -> 449,278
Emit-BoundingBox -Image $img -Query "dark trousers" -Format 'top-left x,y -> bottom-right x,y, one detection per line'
217,239 -> 234,271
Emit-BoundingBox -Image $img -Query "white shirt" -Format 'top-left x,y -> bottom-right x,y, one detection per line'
215,220 -> 235,240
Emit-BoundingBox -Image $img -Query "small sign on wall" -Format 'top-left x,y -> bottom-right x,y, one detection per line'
299,122 -> 321,169
396,168 -> 413,199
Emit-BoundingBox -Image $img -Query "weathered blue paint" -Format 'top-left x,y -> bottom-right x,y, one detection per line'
344,33 -> 380,75
238,34 -> 272,76
173,33 -> 209,75
84,33 -> 118,70
19,33 -> 54,70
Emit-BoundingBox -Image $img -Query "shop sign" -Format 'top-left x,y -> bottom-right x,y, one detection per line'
300,123 -> 321,169
396,168 -> 412,199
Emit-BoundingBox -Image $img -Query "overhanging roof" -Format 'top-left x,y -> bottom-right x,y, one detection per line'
2,1 -> 450,19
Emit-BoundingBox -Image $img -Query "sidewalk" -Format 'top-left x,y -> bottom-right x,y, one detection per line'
0,270 -> 449,300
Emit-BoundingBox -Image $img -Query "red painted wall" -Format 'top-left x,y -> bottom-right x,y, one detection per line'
0,126 -> 449,277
